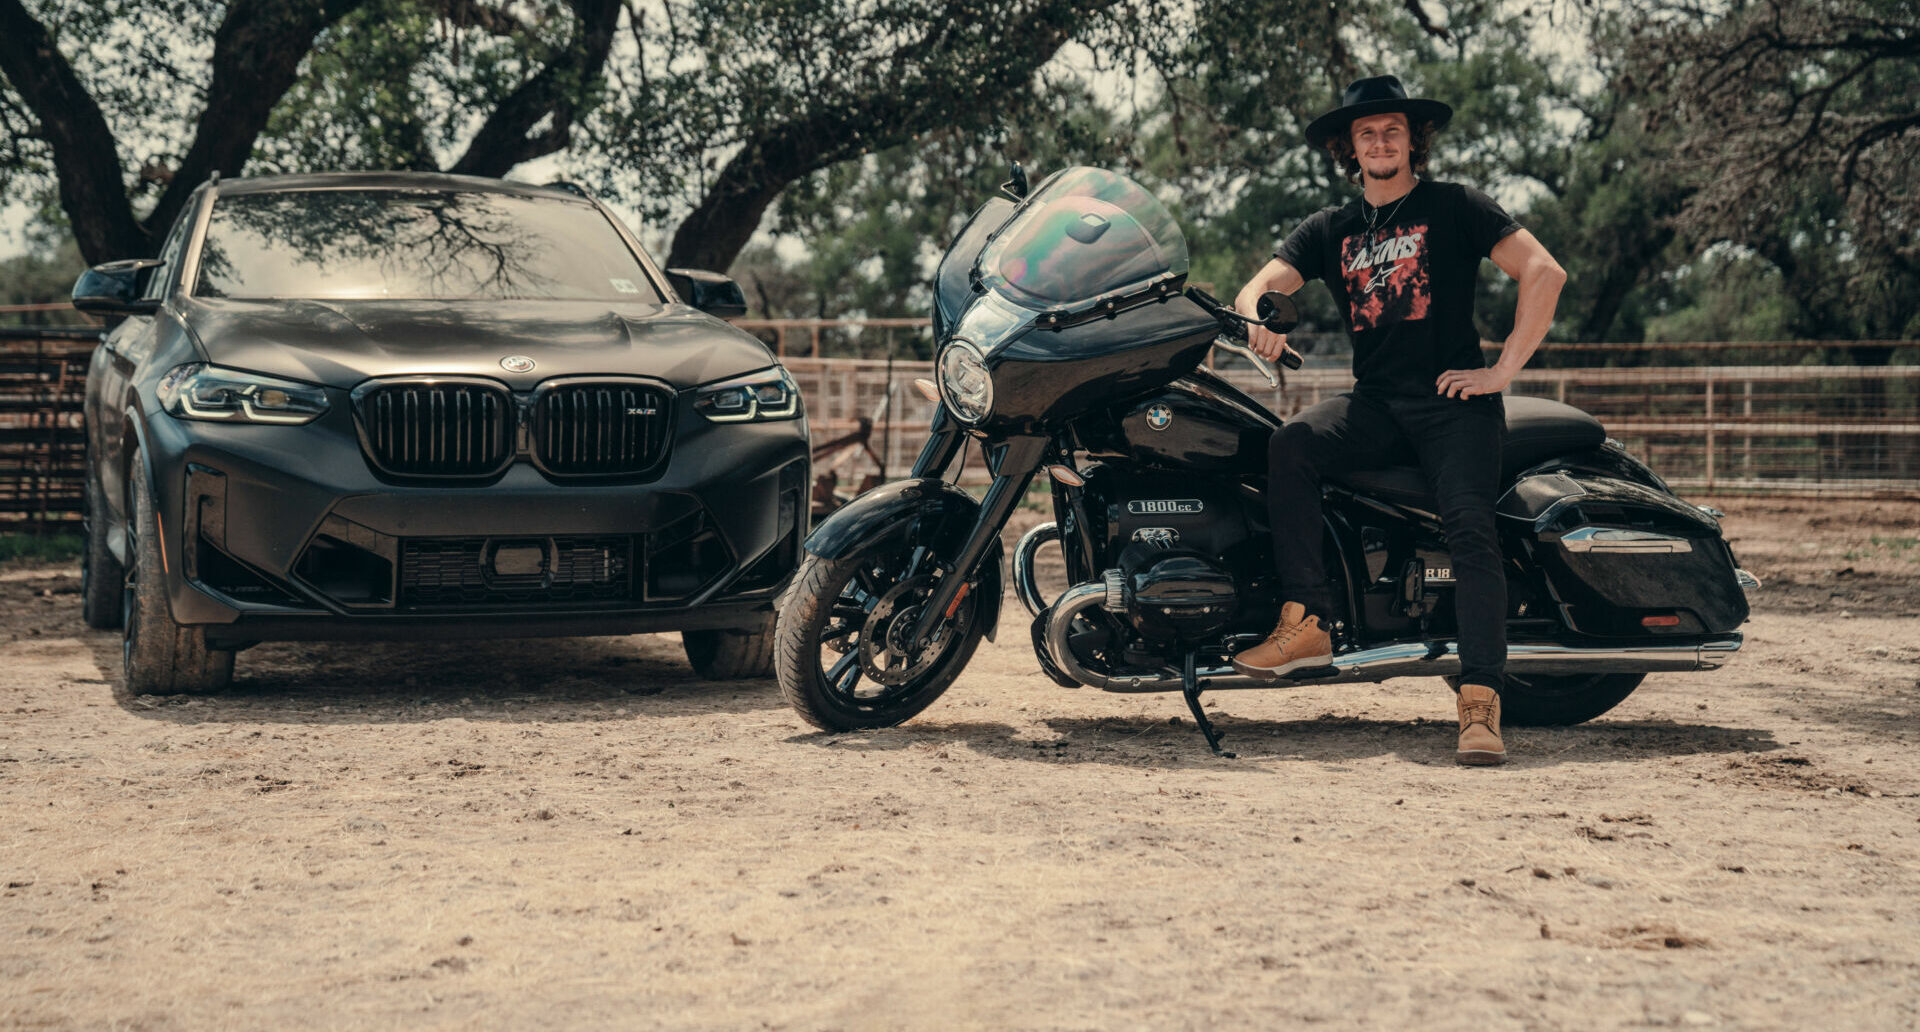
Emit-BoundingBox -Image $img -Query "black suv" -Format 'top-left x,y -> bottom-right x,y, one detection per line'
72,172 -> 809,691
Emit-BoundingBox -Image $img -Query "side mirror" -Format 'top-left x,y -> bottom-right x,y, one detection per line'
1001,160 -> 1029,201
1255,291 -> 1299,335
665,267 -> 747,320
72,259 -> 164,316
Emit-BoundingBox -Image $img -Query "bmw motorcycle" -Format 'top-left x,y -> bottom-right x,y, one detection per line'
774,165 -> 1757,755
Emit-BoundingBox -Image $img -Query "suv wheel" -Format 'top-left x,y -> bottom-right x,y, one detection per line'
80,465 -> 124,630
122,457 -> 235,694
682,626 -> 776,679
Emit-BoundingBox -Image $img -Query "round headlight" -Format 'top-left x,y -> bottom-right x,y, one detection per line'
937,339 -> 993,424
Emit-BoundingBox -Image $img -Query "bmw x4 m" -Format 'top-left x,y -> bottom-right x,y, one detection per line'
72,172 -> 809,691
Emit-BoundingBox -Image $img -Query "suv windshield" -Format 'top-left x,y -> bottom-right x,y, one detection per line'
975,167 -> 1189,314
194,190 -> 661,302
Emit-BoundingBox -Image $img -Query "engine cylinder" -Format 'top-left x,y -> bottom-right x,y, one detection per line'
1118,545 -> 1237,644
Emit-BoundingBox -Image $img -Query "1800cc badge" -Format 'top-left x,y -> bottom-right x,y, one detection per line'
1127,499 -> 1204,515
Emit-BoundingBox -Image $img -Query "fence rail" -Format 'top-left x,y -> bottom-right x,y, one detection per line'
3,329 -> 1914,530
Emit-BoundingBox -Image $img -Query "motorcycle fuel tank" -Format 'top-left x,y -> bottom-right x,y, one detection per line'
1076,370 -> 1279,476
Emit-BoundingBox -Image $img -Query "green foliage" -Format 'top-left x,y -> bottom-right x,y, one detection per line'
1,0 -> 1914,356
0,239 -> 89,323
0,531 -> 83,562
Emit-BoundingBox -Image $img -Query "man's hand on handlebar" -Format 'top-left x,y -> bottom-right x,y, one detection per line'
1237,303 -> 1295,364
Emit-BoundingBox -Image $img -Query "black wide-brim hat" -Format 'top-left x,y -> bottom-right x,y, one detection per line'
1304,74 -> 1453,149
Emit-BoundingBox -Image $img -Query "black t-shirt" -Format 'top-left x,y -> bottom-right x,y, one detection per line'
1275,180 -> 1520,396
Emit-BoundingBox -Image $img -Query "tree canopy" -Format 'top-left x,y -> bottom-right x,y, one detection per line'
0,0 -> 1914,349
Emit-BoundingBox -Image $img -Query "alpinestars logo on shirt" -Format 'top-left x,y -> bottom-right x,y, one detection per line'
1340,223 -> 1431,332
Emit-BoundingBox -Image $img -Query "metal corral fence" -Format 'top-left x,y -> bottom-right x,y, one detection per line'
0,329 -> 92,529
3,325 -> 1916,530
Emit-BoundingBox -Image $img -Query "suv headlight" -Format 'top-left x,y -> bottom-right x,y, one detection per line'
156,363 -> 330,425
937,339 -> 992,424
693,367 -> 802,423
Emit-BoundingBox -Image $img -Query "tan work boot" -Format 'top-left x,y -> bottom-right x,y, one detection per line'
1456,683 -> 1507,766
1231,602 -> 1333,680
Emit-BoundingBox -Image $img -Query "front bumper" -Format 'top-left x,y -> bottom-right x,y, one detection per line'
140,396 -> 809,646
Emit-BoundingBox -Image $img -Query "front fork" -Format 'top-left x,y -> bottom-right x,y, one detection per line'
905,420 -> 1048,649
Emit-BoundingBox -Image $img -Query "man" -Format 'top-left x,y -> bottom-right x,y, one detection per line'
1228,75 -> 1567,766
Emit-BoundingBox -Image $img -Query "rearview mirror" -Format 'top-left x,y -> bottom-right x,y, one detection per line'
1255,291 -> 1298,335
72,258 -> 164,316
666,268 -> 748,321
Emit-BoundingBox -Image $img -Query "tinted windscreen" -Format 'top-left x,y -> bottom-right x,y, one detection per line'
976,167 -> 1188,313
194,190 -> 662,302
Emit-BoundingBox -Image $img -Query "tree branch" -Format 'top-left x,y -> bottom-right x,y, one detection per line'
146,0 -> 371,239
0,0 -> 145,261
447,0 -> 621,177
1401,0 -> 1452,41
664,0 -> 1112,272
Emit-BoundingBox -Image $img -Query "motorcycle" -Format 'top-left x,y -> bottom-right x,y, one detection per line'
774,165 -> 1757,756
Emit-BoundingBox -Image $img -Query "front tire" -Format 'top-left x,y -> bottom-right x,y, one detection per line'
775,549 -> 988,731
1453,672 -> 1646,726
682,626 -> 776,679
122,458 -> 234,694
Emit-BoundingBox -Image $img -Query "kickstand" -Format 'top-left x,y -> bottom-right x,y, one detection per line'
1181,652 -> 1235,759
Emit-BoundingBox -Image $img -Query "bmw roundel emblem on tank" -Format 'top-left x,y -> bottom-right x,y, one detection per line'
1146,404 -> 1173,431
499,355 -> 536,373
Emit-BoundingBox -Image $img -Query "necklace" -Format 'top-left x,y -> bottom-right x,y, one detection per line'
1359,180 -> 1417,262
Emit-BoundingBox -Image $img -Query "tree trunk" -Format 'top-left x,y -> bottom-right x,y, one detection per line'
0,0 -> 146,262
447,0 -> 621,178
145,0 -> 371,238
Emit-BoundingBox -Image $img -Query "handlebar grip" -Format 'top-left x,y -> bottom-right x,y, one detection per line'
1279,348 -> 1303,371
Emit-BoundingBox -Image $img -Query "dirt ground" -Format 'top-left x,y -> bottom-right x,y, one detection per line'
2,497 -> 1916,1031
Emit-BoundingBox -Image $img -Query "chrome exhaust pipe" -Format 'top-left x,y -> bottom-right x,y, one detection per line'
1013,521 -> 1060,618
1042,579 -> 1744,693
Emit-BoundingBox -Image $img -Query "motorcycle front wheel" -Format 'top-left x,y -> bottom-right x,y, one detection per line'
776,548 -> 989,731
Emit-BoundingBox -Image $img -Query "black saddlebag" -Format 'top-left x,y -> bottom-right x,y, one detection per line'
1498,473 -> 1749,637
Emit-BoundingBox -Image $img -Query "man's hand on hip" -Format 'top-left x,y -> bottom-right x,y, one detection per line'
1436,367 -> 1511,399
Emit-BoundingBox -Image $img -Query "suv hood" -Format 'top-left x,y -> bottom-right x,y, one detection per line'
177,298 -> 777,391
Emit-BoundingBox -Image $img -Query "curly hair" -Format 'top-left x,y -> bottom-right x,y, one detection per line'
1324,118 -> 1438,184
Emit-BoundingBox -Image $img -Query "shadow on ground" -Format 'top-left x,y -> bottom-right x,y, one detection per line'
789,712 -> 1781,770
84,631 -> 786,727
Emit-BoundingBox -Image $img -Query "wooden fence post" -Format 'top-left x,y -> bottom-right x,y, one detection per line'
1704,374 -> 1716,490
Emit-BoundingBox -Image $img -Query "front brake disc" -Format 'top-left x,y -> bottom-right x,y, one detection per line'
858,573 -> 973,686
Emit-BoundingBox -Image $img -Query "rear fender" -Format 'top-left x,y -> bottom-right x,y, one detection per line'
804,478 -> 1004,641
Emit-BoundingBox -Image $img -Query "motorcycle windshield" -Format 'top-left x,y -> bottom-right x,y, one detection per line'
975,167 -> 1189,316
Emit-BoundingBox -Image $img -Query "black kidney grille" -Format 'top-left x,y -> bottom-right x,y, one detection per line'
399,536 -> 635,609
359,382 -> 512,476
535,383 -> 672,476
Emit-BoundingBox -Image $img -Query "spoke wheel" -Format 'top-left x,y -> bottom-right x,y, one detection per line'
776,549 -> 988,731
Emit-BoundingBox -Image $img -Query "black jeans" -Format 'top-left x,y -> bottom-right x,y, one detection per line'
1267,391 -> 1507,690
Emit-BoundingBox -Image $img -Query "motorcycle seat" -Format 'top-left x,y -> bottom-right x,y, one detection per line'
1328,396 -> 1606,510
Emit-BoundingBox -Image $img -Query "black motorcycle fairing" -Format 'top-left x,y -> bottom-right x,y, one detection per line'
979,297 -> 1220,435
934,197 -> 1019,339
801,476 -> 1003,641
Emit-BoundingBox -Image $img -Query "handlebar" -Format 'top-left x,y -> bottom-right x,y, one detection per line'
1186,285 -> 1303,376
1212,336 -> 1284,388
